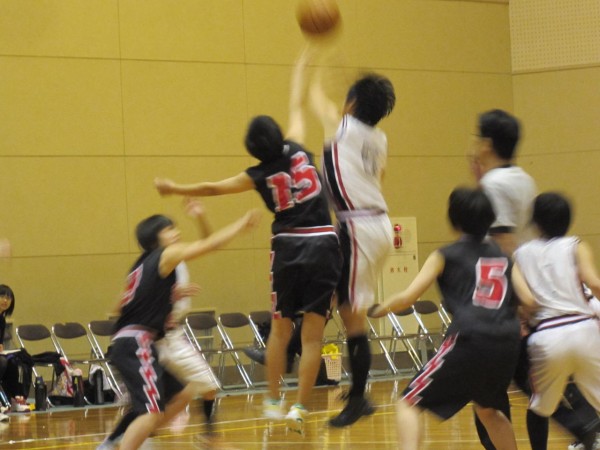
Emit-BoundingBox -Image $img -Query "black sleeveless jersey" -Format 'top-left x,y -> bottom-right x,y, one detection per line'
246,141 -> 333,235
115,248 -> 176,335
438,236 -> 520,340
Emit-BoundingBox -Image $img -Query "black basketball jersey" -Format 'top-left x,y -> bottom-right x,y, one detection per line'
115,248 -> 176,335
246,141 -> 333,235
438,236 -> 519,340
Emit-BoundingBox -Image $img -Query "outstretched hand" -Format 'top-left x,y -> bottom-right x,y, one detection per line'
241,209 -> 262,231
154,177 -> 175,196
183,197 -> 206,219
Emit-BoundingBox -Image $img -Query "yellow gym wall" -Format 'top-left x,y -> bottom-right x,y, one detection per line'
1,0 -> 594,339
510,0 -> 600,254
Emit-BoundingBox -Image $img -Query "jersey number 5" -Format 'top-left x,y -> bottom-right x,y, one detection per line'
473,258 -> 508,309
266,152 -> 321,212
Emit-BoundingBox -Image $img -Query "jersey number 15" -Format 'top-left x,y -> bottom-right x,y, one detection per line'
267,152 -> 321,212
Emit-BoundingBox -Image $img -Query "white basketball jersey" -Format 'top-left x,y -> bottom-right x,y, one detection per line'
481,166 -> 537,245
323,114 -> 388,213
514,236 -> 594,324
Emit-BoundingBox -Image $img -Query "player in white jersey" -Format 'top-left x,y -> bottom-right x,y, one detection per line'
513,192 -> 600,450
311,63 -> 395,427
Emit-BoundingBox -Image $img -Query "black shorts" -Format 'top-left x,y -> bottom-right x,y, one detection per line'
110,331 -> 183,414
271,231 -> 341,319
402,332 -> 520,420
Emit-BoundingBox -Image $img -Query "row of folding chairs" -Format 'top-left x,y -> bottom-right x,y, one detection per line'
320,300 -> 451,378
13,321 -> 124,400
10,302 -> 452,398
181,303 -> 452,389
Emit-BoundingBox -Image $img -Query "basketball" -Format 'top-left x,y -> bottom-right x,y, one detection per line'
296,0 -> 341,36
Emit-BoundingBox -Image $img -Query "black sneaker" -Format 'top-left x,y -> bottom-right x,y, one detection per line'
328,396 -> 375,428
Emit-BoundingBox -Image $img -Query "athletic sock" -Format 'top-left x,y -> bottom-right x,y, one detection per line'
347,334 -> 370,398
526,409 -> 549,450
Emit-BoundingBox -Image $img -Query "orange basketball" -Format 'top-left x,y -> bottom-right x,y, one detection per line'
296,0 -> 341,35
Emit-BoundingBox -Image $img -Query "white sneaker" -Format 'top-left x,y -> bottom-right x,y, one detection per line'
263,398 -> 284,420
285,404 -> 307,434
0,413 -> 9,423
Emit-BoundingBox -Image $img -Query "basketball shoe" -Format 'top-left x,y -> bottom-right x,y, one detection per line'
263,398 -> 284,420
286,404 -> 307,434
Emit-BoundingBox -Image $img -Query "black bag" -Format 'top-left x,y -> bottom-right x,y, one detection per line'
2,349 -> 34,399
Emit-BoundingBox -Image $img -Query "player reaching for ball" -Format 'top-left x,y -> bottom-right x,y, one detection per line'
309,45 -> 396,428
154,46 -> 342,435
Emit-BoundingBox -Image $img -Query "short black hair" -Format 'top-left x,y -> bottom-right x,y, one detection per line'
478,109 -> 520,160
346,74 -> 395,126
532,192 -> 571,238
448,187 -> 496,241
135,215 -> 174,252
0,284 -> 15,317
244,115 -> 284,163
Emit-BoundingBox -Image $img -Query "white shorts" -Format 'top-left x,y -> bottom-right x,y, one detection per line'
338,213 -> 392,311
155,327 -> 218,395
528,317 -> 600,416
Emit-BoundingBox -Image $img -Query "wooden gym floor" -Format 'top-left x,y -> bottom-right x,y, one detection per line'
0,378 -> 576,449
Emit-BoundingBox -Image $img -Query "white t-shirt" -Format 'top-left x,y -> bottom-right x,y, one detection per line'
480,165 -> 537,246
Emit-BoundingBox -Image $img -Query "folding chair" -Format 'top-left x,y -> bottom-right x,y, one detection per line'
412,300 -> 447,353
14,324 -> 58,400
216,313 -> 257,389
51,322 -> 96,366
247,310 -> 271,349
385,307 -> 424,371
439,303 -> 452,332
183,313 -> 222,389
87,320 -> 124,398
366,315 -> 399,376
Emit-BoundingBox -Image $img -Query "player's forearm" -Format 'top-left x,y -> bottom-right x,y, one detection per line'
172,182 -> 220,197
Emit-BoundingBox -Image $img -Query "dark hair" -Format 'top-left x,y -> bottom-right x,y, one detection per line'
532,192 -> 571,238
135,215 -> 174,252
244,115 -> 284,163
0,284 -> 15,317
478,109 -> 520,160
346,74 -> 395,126
448,187 -> 496,241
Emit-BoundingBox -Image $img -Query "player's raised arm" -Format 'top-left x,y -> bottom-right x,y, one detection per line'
154,172 -> 255,198
159,208 -> 261,277
309,65 -> 340,140
286,45 -> 314,145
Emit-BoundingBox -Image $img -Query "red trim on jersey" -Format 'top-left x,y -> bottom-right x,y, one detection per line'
403,333 -> 458,406
332,140 -> 355,211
